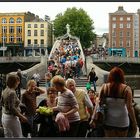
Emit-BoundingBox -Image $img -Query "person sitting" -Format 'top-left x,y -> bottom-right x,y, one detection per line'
36,87 -> 59,137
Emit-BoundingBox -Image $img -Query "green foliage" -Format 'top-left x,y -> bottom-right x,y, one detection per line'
53,7 -> 96,48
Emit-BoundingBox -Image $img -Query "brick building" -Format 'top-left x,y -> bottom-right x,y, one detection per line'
109,6 -> 139,57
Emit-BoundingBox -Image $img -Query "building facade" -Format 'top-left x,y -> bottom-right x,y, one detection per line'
109,6 -> 136,57
0,13 -> 25,56
24,19 -> 52,56
0,12 -> 35,56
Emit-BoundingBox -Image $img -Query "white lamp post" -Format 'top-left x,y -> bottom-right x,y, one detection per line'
1,25 -> 7,56
112,28 -> 114,57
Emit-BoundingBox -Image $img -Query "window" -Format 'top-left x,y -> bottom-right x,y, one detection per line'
120,31 -> 123,37
9,18 -> 14,23
127,17 -> 131,21
16,18 -> 22,23
40,30 -> 44,36
40,39 -> 44,45
126,40 -> 130,47
40,24 -> 44,28
119,39 -> 123,47
34,39 -> 38,45
34,24 -> 37,28
16,36 -> 22,42
127,23 -> 131,28
135,41 -> 137,46
120,17 -> 123,21
28,30 -> 31,36
9,36 -> 14,42
120,23 -> 123,28
1,36 -> 7,43
2,18 -> 7,23
34,30 -> 38,36
9,26 -> 14,33
16,26 -> 22,33
112,17 -> 116,21
28,24 -> 31,28
126,32 -> 130,37
28,39 -> 31,45
112,31 -> 116,37
2,26 -> 7,33
112,41 -> 116,47
112,23 -> 116,28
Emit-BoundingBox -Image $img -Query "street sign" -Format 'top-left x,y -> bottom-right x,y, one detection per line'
0,47 -> 7,51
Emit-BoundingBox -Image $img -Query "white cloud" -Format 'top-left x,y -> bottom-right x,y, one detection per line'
0,2 -> 140,35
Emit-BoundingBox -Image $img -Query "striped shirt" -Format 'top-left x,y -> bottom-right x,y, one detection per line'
57,89 -> 80,123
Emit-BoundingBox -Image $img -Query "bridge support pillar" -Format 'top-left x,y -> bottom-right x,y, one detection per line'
24,50 -> 26,57
39,48 -> 41,56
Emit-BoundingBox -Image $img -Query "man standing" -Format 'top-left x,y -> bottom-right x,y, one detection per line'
66,78 -> 93,137
88,67 -> 97,92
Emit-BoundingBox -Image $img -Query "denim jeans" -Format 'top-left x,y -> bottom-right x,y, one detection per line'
90,81 -> 96,92
27,115 -> 38,137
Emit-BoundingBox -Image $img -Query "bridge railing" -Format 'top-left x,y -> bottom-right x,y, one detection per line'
92,56 -> 140,63
0,56 -> 41,63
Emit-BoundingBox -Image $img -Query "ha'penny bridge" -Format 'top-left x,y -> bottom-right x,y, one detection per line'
0,24 -> 140,91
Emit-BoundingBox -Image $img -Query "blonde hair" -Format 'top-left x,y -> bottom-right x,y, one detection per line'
26,80 -> 36,90
65,78 -> 76,87
51,75 -> 65,87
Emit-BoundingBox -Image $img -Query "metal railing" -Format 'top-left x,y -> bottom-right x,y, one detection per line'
92,56 -> 140,64
0,56 -> 41,63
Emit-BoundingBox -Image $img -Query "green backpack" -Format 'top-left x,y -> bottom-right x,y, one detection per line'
86,82 -> 91,90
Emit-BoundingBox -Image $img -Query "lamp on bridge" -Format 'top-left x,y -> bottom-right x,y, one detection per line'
1,25 -> 7,56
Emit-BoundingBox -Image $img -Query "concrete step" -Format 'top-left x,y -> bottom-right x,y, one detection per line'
39,76 -> 88,87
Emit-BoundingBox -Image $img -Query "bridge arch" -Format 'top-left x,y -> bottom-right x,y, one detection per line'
49,24 -> 86,75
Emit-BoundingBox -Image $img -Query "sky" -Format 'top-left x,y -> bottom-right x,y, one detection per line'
0,2 -> 140,35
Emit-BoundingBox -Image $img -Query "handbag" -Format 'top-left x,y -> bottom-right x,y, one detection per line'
92,102 -> 106,127
34,113 -> 44,124
94,76 -> 98,82
86,82 -> 91,90
90,84 -> 108,136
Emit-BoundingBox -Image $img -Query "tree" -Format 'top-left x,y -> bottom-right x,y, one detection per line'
53,7 -> 96,48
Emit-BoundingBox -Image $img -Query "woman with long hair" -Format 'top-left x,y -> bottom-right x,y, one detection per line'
91,67 -> 137,137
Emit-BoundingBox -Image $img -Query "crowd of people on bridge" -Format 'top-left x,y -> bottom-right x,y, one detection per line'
47,39 -> 84,80
0,38 -> 140,138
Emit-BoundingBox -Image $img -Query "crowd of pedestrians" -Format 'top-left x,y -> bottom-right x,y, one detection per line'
84,47 -> 108,59
0,38 -> 140,138
0,66 -> 139,138
48,39 -> 84,80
